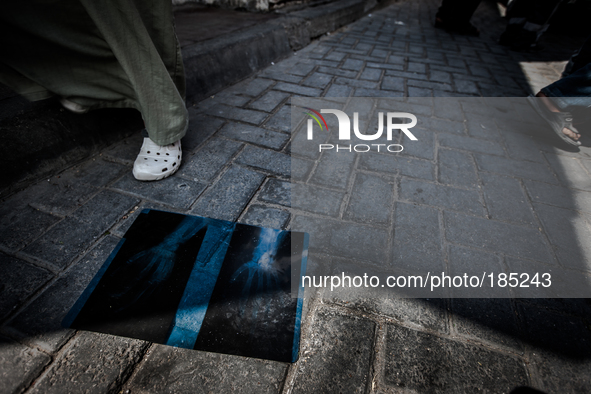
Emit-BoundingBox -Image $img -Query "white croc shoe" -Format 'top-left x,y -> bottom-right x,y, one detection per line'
133,137 -> 182,181
60,98 -> 90,114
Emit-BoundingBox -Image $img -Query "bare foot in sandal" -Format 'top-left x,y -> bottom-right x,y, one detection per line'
535,92 -> 581,141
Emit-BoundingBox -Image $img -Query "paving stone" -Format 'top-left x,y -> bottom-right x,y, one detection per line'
291,309 -> 374,394
324,84 -> 353,97
258,70 -> 303,84
398,127 -> 435,160
524,179 -> 591,215
438,132 -> 505,156
533,202 -> 591,271
22,191 -> 138,269
218,122 -> 289,150
366,62 -> 404,71
309,149 -> 356,189
259,178 -> 290,206
264,104 -> 292,133
239,205 -> 290,229
302,72 -> 333,89
544,153 -> 591,192
341,58 -> 364,70
110,202 -> 182,238
125,344 -> 286,394
227,78 -> 274,97
329,222 -> 389,263
101,132 -> 143,163
292,157 -> 314,181
236,145 -> 290,177
500,130 -> 545,163
324,51 -> 347,62
359,67 -> 382,81
392,202 -> 444,273
17,178 -> 97,216
438,148 -> 479,188
292,183 -> 344,217
360,152 -> 435,180
399,177 -> 483,216
381,76 -> 405,92
28,331 -> 148,394
0,336 -> 51,394
182,111 -> 226,151
8,236 -> 120,352
481,172 -> 535,225
289,62 -> 316,76
450,298 -> 523,352
384,324 -> 528,392
180,138 -> 243,182
407,62 -> 426,73
420,116 -> 465,134
0,203 -> 60,252
204,104 -> 268,125
333,77 -> 379,89
247,90 -> 290,113
0,253 -> 51,322
271,82 -> 322,97
190,165 -> 265,221
444,211 -> 552,263
344,173 -> 393,224
111,173 -> 205,209
475,153 -> 559,184
464,113 -> 499,140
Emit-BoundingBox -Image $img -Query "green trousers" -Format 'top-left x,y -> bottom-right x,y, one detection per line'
0,0 -> 188,146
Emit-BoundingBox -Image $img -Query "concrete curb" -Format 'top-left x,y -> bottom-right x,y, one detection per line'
0,0 -> 373,198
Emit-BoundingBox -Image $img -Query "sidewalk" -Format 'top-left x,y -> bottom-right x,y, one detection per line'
2,0 -> 591,393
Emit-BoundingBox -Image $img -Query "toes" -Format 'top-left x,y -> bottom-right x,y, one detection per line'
562,127 -> 580,140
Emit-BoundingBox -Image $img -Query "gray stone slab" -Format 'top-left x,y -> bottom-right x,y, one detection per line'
450,298 -> 523,352
0,336 -> 51,394
329,222 -> 389,263
464,113 -> 499,140
438,132 -> 505,156
23,178 -> 97,216
533,202 -> 591,271
22,191 -> 138,269
344,173 -> 393,225
259,178 -> 291,206
273,82 -> 322,97
205,104 -> 268,125
182,111 -> 226,152
420,116 -> 465,134
265,104 -> 293,133
309,150 -> 356,189
384,324 -> 528,392
8,236 -> 120,352
433,99 -> 464,122
0,204 -> 60,252
302,72 -> 333,89
475,153 -> 558,184
317,66 -> 358,79
392,202 -> 444,272
500,129 -> 545,163
125,344 -> 286,394
190,165 -> 265,221
544,153 -> 591,191
28,331 -> 147,394
444,211 -> 552,263
292,183 -> 344,217
180,138 -> 243,182
359,153 -> 435,181
325,84 -> 353,97
225,78 -> 274,97
397,127 -> 435,160
239,205 -> 290,229
291,309 -> 374,394
248,90 -> 291,113
524,179 -> 591,215
103,133 -> 144,163
218,122 -> 289,150
399,177 -> 483,216
359,67 -> 382,81
258,70 -> 303,84
236,145 -> 290,177
0,253 -> 51,322
480,172 -> 535,225
438,148 -> 479,188
381,76 -> 404,92
111,173 -> 206,209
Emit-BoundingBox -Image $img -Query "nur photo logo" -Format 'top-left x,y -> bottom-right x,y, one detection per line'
301,107 -> 419,153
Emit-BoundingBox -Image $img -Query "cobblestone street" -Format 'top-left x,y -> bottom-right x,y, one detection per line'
2,0 -> 591,392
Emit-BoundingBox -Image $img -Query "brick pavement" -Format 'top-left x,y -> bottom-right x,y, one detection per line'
2,0 -> 591,392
